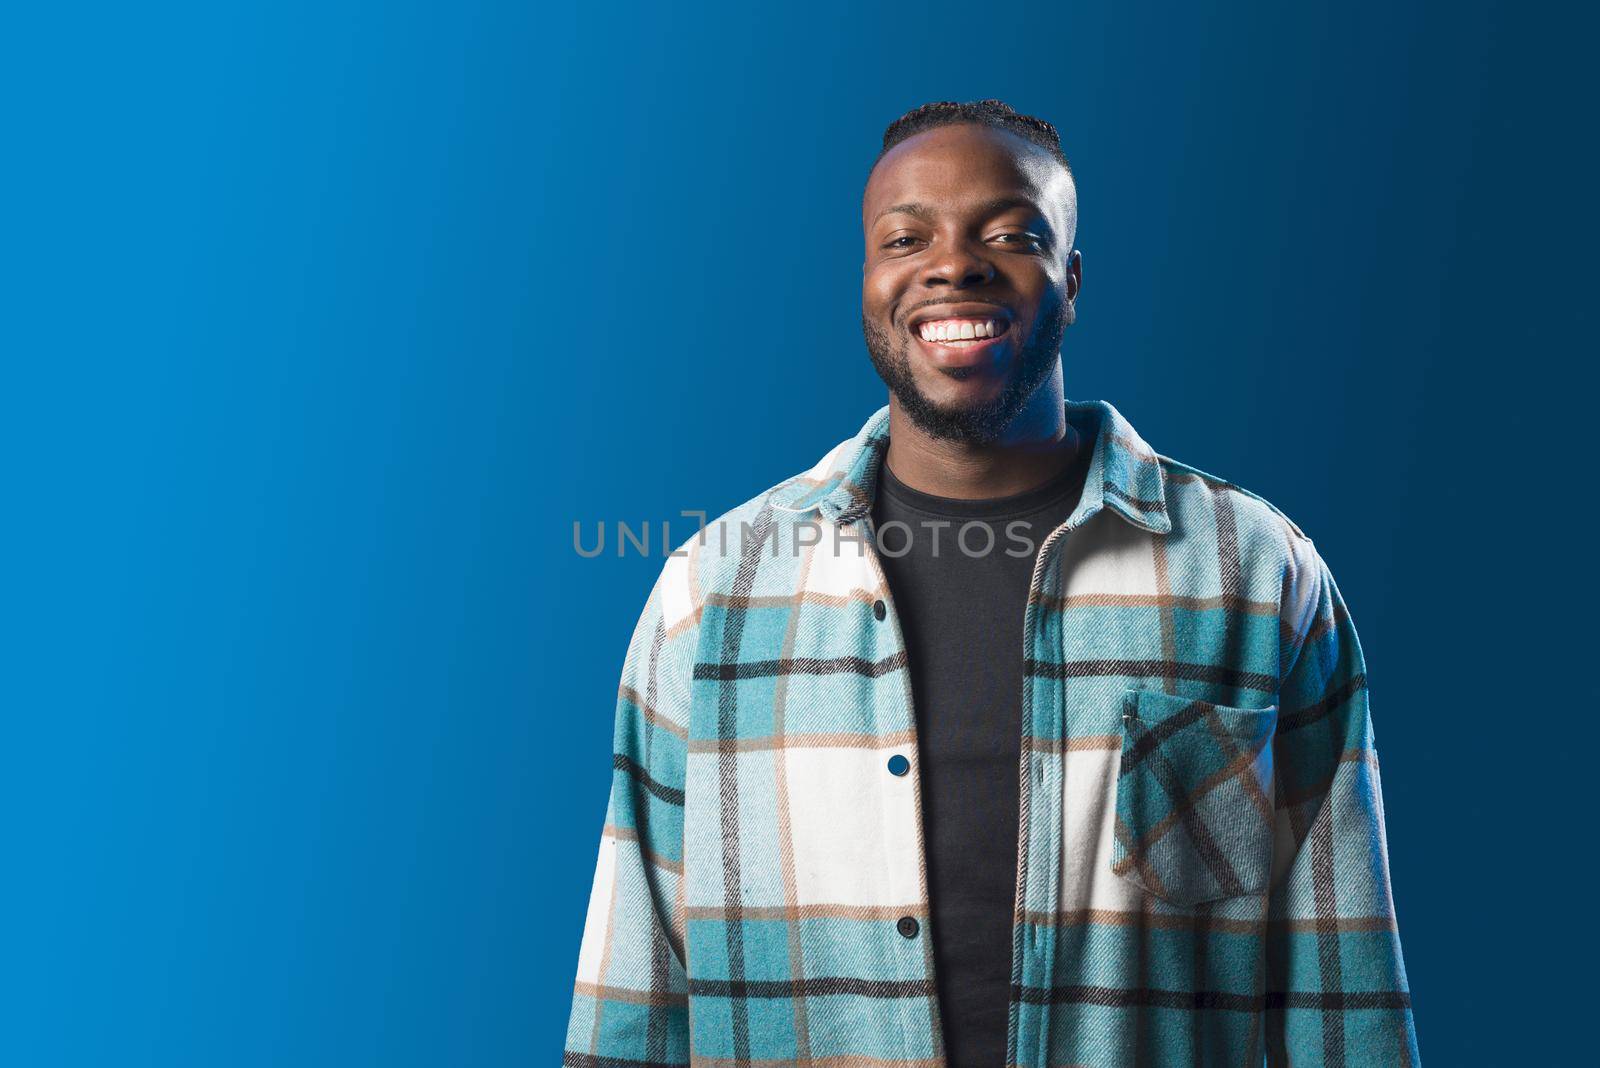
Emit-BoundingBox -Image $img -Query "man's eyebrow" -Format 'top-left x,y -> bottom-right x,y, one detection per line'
872,202 -> 936,225
870,194 -> 1048,227
976,194 -> 1047,220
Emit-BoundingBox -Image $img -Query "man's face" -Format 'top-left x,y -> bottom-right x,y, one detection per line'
862,123 -> 1081,443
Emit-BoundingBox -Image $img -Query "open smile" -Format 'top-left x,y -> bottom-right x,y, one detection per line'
906,306 -> 1016,369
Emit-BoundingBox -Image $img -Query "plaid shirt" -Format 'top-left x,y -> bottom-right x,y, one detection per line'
564,399 -> 1418,1067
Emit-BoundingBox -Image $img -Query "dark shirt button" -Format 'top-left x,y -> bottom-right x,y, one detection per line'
872,599 -> 887,621
896,915 -> 920,939
887,754 -> 910,777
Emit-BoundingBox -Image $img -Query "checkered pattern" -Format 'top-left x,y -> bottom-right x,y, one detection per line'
1112,691 -> 1279,908
564,399 -> 1419,1067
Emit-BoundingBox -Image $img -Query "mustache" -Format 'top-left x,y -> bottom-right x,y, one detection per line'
897,298 -> 1014,326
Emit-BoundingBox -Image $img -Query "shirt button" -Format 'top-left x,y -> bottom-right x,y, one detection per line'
873,599 -> 887,621
896,916 -> 920,939
887,754 -> 910,776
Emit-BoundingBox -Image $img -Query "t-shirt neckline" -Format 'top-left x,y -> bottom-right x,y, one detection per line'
876,429 -> 1089,521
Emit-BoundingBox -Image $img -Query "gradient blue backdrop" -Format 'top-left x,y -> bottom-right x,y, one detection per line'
5,1 -> 1593,1064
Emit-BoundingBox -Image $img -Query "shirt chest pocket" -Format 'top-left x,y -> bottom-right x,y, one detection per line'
1110,688 -> 1278,907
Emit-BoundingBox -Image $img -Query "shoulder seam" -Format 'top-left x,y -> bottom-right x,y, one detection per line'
1156,453 -> 1314,545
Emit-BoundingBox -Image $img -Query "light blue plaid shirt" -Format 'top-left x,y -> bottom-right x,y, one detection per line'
565,398 -> 1418,1067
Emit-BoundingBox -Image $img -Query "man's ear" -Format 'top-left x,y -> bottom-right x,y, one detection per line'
1060,249 -> 1083,327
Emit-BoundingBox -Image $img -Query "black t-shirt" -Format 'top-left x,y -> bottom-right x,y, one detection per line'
869,442 -> 1089,1068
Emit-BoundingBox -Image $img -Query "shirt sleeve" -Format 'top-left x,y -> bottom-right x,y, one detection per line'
1264,537 -> 1421,1066
563,566 -> 694,1066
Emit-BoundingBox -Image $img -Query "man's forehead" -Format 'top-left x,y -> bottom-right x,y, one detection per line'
862,125 -> 1072,224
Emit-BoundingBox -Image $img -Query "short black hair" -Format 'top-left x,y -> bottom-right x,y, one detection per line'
875,99 -> 1072,176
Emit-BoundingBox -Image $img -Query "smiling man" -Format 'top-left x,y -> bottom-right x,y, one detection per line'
565,100 -> 1419,1067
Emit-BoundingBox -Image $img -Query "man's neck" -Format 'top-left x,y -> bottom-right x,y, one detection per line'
882,380 -> 1081,501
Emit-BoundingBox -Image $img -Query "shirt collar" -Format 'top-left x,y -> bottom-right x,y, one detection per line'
769,397 -> 1172,534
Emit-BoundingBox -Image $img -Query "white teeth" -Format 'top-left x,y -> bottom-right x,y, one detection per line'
918,318 -> 1002,343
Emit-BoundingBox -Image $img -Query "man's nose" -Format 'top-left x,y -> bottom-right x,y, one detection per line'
922,242 -> 996,289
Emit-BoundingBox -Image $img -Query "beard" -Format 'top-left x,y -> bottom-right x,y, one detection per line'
863,295 -> 1069,445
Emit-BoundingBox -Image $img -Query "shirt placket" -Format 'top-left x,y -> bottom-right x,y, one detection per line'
1011,515 -> 1078,1068
851,510 -> 947,1064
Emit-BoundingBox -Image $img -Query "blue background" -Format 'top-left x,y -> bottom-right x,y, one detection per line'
5,1 -> 1592,1064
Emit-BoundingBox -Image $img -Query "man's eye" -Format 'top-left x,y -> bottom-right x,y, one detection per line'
884,236 -> 921,249
993,232 -> 1044,249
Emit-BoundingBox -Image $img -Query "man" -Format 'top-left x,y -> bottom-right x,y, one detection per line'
564,100 -> 1418,1067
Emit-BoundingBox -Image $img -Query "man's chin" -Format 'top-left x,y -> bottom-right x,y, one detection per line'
892,383 -> 1018,444
917,368 -> 1008,404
